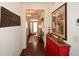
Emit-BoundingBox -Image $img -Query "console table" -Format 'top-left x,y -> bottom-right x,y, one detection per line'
46,33 -> 71,56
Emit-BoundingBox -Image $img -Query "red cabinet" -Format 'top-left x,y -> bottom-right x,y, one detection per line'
46,33 -> 71,56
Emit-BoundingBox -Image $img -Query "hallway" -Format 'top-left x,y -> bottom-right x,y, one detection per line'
20,35 -> 45,56
0,2 -> 79,56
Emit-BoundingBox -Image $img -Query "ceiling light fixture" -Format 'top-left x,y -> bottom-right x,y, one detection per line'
27,14 -> 31,17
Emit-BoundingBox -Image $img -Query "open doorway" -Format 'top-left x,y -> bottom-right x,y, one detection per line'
24,9 -> 45,55
26,9 -> 45,43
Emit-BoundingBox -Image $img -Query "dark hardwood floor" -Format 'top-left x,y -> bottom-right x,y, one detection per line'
20,36 -> 45,56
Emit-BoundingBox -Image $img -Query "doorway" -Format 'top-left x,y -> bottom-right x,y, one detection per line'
26,9 -> 44,42
30,19 -> 38,35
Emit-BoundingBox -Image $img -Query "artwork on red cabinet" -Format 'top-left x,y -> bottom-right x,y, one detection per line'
52,3 -> 67,40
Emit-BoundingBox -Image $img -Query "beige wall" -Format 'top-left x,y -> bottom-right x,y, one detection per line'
0,2 -> 23,56
67,2 -> 79,56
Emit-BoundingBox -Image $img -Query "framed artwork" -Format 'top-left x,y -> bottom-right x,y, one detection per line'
52,3 -> 67,40
0,6 -> 21,27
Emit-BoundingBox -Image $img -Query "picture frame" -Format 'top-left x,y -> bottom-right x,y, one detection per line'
0,6 -> 21,27
52,3 -> 67,40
